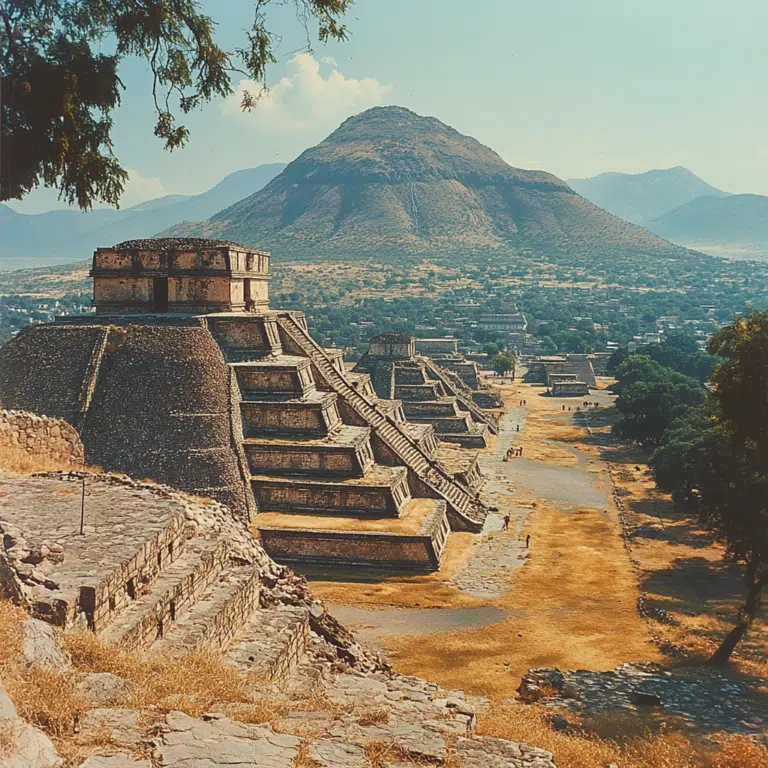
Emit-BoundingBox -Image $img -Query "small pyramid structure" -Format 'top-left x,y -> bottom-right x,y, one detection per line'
0,238 -> 487,571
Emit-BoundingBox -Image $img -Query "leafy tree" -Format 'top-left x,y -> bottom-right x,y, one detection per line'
702,313 -> 768,663
1,0 -> 351,208
483,342 -> 501,357
612,355 -> 704,446
539,335 -> 557,354
489,351 -> 515,377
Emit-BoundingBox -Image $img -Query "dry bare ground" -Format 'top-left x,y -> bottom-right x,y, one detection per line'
309,376 -> 768,766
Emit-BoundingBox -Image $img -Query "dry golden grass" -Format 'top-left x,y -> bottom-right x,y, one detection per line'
356,707 -> 389,726
605,452 -> 768,674
65,631 -> 250,718
710,735 -> 768,768
0,600 -> 25,665
292,742 -> 322,767
0,718 -> 17,758
382,502 -> 659,699
0,443 -> 77,474
476,702 -> 713,768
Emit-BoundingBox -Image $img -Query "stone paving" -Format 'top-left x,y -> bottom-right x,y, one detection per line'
145,668 -> 557,768
452,406 -> 530,597
520,662 -> 768,738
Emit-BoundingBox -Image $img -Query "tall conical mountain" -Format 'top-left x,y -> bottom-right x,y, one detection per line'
163,106 -> 686,258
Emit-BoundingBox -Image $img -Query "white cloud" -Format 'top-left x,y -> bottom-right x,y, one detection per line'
224,53 -> 393,132
119,168 -> 168,208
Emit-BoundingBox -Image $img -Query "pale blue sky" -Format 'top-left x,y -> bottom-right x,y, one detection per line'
10,0 -> 768,212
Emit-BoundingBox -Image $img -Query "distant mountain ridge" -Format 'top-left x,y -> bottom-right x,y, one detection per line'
0,163 -> 286,269
162,106 -> 685,260
649,194 -> 768,259
568,166 -> 730,224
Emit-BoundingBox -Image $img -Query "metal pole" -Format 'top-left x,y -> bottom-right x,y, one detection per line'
80,476 -> 86,535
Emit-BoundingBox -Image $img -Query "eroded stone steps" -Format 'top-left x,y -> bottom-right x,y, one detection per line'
230,356 -> 316,400
275,314 -> 486,529
243,425 -> 374,477
98,537 -> 228,650
241,391 -> 342,438
401,399 -> 464,418
151,566 -> 261,658
225,606 -> 310,684
251,464 -> 411,517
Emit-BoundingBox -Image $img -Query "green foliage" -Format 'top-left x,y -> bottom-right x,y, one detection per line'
0,0 -> 351,208
649,312 -> 768,663
612,355 -> 704,446
489,351 -> 515,377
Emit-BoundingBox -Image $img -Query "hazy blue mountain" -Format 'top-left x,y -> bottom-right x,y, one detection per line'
568,166 -> 730,224
0,163 -> 286,269
648,194 -> 768,260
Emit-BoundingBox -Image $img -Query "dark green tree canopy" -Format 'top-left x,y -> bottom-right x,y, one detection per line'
0,0 -> 351,208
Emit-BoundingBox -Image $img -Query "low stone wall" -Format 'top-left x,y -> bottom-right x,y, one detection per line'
259,528 -> 443,571
0,410 -> 84,465
260,502 -> 449,572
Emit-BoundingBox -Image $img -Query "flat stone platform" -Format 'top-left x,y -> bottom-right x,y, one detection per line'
0,472 -> 185,626
256,499 -> 450,572
254,497 -> 438,534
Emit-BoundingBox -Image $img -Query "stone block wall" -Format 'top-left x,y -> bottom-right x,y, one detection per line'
0,410 -> 84,466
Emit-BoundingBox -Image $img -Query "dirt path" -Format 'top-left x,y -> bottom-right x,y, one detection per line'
310,376 -> 660,699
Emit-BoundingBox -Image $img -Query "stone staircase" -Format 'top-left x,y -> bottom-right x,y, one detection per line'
276,313 -> 486,532
89,505 -> 309,681
420,356 -> 500,435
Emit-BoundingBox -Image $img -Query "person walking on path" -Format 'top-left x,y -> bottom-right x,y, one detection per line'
503,513 -> 510,531
525,534 -> 531,548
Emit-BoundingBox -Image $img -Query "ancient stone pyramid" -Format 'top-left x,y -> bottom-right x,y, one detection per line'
0,238 -> 486,572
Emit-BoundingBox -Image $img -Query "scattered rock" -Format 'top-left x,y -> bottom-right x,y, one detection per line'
309,739 -> 367,767
155,710 -> 301,767
0,685 -> 62,768
631,688 -> 662,707
75,673 -> 133,707
550,714 -> 571,731
77,756 -> 150,768
80,708 -> 142,747
21,618 -> 71,671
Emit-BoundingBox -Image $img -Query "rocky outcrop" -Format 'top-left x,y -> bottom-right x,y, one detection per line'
0,683 -> 62,768
519,663 -> 768,737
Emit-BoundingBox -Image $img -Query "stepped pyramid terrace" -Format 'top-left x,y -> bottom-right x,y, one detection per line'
413,337 -> 504,408
0,238 -> 490,573
353,333 -> 500,449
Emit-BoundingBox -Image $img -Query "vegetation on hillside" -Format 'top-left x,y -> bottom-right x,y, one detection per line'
613,316 -> 768,663
164,106 -> 687,259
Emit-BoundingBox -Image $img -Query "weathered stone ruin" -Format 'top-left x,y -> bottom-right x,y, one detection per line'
354,332 -> 499,448
0,238 -> 487,572
414,337 -> 504,408
0,410 -> 84,466
524,353 -> 597,395
0,472 -> 556,768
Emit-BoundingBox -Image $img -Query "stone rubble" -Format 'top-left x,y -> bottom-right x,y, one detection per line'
0,683 -> 61,768
519,662 -> 768,736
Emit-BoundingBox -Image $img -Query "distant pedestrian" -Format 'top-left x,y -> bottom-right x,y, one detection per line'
525,534 -> 531,548
503,513 -> 510,531
516,425 -> 520,432
519,446 -> 524,456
